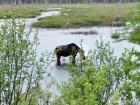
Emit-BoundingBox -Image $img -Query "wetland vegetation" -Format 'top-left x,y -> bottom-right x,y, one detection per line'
0,5 -> 48,18
33,3 -> 135,28
129,3 -> 140,44
0,1 -> 139,105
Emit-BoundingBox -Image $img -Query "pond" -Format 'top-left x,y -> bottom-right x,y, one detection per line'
25,10 -> 140,99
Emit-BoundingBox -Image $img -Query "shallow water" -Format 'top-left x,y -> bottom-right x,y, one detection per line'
36,26 -> 140,55
23,10 -> 140,99
2,10 -> 139,100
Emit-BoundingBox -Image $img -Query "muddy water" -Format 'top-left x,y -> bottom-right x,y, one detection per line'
24,10 -> 140,99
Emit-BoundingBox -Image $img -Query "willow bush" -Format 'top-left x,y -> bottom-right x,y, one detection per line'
54,41 -> 140,105
0,19 -> 50,105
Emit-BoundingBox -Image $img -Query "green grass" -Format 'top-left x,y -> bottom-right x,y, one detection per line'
33,3 -> 135,28
130,26 -> 140,44
0,5 -> 48,18
129,3 -> 140,44
111,32 -> 120,39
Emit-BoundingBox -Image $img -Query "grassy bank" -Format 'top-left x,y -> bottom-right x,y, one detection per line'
130,26 -> 140,44
129,3 -> 140,44
0,5 -> 48,18
33,3 -> 136,28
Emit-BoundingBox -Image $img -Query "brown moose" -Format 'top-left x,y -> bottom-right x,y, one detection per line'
55,43 -> 85,65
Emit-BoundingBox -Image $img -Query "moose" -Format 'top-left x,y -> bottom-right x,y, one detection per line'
54,43 -> 85,65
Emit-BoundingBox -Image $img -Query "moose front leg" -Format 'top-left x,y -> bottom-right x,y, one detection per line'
56,55 -> 61,65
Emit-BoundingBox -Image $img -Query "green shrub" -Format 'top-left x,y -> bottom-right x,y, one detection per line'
54,41 -> 140,105
0,18 -> 50,105
130,26 -> 140,44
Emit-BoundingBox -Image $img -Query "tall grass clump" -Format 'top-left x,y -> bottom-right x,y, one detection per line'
0,18 -> 50,105
54,41 -> 140,105
130,26 -> 140,44
129,3 -> 140,44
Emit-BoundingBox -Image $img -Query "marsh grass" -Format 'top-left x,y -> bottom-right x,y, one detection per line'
33,3 -> 136,28
130,26 -> 140,44
129,3 -> 140,44
0,4 -> 48,18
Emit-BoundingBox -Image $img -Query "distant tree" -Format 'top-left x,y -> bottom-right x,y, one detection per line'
0,0 -> 138,5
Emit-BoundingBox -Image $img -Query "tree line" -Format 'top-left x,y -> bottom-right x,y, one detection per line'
0,0 -> 138,5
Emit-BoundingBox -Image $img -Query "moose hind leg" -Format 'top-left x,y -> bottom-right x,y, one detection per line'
72,55 -> 76,64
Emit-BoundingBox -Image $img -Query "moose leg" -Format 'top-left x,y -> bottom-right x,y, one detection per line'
72,55 -> 76,64
56,55 -> 61,65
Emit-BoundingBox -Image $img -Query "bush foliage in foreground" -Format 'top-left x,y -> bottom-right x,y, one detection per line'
0,19 -> 50,105
54,41 -> 140,105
